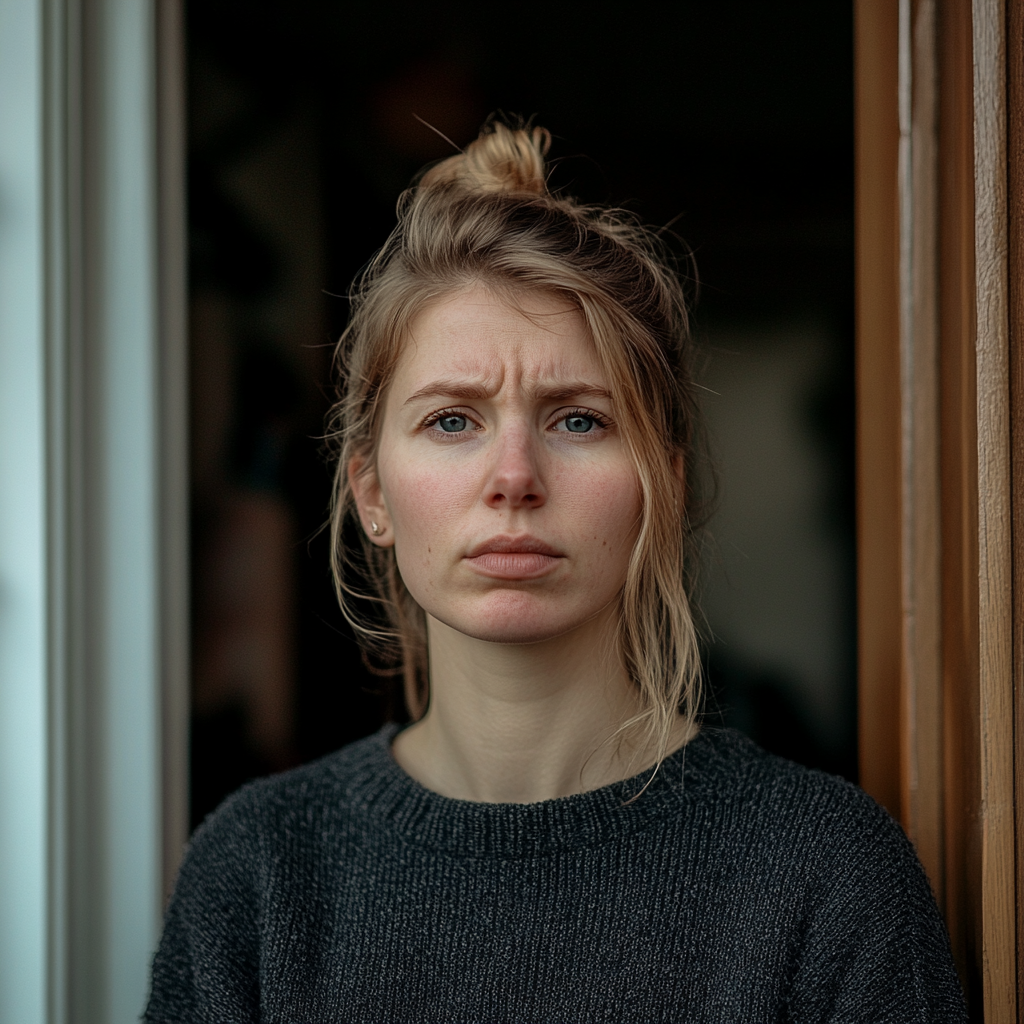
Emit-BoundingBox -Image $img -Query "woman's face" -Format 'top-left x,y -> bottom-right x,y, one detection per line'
353,283 -> 642,646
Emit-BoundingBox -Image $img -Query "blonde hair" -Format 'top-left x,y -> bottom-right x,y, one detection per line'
327,119 -> 705,768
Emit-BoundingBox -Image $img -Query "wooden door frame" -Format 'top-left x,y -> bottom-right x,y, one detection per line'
855,0 -> 1021,1016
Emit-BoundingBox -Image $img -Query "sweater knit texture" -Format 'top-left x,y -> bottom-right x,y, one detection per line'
145,725 -> 966,1023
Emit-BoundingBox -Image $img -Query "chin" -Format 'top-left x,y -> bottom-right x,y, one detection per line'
435,591 -> 607,646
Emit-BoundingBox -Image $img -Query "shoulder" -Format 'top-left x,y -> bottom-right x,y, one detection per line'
678,727 -> 927,892
681,730 -> 964,1019
686,726 -> 904,837
178,726 -> 396,885
148,730 -> 394,1020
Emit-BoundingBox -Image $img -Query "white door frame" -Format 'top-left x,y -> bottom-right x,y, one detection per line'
0,1 -> 187,1020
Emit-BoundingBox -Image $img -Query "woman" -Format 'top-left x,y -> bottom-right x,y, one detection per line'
145,122 -> 965,1022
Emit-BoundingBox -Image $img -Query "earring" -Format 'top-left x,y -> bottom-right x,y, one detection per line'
370,521 -> 381,536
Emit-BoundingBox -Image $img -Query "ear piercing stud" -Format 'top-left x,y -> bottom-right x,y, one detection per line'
370,521 -> 381,536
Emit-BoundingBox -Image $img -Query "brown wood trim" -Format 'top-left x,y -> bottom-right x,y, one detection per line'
971,0 -> 1016,1014
938,0 -> 981,1008
859,0 -> 1020,1011
902,0 -> 945,900
1006,0 -> 1024,1004
855,0 -> 902,822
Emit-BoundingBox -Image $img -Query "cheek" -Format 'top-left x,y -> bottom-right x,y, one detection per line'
377,452 -> 475,551
557,461 -> 642,560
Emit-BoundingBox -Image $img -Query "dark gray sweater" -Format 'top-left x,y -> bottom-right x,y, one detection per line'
145,726 -> 965,1022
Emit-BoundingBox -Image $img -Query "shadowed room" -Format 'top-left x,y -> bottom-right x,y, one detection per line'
186,0 -> 857,825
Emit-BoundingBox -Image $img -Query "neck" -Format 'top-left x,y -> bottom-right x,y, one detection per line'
391,604 -> 678,803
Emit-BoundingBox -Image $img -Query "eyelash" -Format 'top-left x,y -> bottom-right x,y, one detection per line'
420,407 -> 481,432
558,406 -> 612,429
419,406 -> 612,433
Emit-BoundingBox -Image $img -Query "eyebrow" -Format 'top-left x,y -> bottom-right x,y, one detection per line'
403,379 -> 613,405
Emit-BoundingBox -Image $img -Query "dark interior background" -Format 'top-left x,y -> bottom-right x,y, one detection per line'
186,0 -> 857,829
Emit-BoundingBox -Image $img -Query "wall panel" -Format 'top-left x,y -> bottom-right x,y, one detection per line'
856,0 -> 1019,1015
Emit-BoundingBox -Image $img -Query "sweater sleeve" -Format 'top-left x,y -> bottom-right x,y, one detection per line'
143,787 -> 264,1024
784,786 -> 966,1024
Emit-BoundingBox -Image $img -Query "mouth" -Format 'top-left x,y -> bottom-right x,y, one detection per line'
464,535 -> 564,580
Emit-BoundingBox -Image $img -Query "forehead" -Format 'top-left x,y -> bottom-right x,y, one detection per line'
393,284 -> 605,390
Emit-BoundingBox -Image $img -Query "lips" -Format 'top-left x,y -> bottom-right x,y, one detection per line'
464,535 -> 563,580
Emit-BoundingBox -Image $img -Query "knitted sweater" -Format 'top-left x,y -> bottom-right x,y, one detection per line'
144,725 -> 966,1023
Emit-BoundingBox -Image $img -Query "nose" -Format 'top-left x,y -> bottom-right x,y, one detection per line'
483,425 -> 547,510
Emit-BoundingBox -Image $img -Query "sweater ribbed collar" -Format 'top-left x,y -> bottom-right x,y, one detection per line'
329,724 -> 732,860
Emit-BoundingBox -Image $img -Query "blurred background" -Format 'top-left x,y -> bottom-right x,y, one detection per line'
186,0 -> 856,828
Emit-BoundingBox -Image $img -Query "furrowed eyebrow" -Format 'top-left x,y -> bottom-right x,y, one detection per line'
403,380 -> 495,405
403,379 -> 613,405
533,383 -> 613,403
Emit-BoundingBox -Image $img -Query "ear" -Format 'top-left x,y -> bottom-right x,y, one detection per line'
348,455 -> 394,547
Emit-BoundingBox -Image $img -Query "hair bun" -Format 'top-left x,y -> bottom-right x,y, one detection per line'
419,121 -> 551,196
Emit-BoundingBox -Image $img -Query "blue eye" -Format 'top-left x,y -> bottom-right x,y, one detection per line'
437,414 -> 468,433
564,414 -> 594,433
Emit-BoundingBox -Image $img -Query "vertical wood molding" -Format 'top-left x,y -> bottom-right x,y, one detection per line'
1007,0 -> 1024,1000
937,0 -> 981,1006
43,1 -> 73,1020
855,0 -> 902,821
899,0 -> 946,897
860,0 -> 1021,1012
41,1 -> 182,1019
971,0 -> 1017,1014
